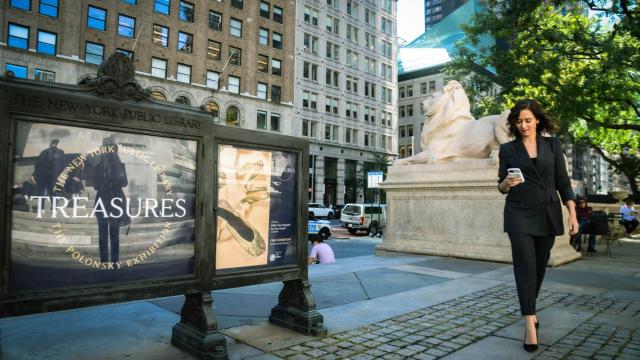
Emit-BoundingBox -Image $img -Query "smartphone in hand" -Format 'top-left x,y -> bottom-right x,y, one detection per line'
507,168 -> 525,183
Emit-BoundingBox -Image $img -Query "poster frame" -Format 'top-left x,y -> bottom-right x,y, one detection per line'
0,80 -> 213,316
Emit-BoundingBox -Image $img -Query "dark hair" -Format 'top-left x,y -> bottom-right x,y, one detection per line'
626,199 -> 635,206
506,99 -> 557,138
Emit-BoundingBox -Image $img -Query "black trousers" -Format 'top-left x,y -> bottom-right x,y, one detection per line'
508,232 -> 555,315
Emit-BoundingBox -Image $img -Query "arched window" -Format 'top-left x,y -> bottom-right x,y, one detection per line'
203,101 -> 220,123
149,90 -> 166,101
175,95 -> 191,105
225,106 -> 240,126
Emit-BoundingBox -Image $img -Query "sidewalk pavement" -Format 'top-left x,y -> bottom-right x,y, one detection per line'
2,237 -> 640,360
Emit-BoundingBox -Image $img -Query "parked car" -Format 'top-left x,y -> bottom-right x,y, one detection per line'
308,202 -> 334,219
308,212 -> 332,240
340,203 -> 387,235
333,204 -> 345,220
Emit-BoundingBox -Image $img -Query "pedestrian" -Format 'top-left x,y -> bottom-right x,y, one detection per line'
497,99 -> 578,352
30,138 -> 65,213
575,197 -> 597,252
620,199 -> 638,236
308,238 -> 335,265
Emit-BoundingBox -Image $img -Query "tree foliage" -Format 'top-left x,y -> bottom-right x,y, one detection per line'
449,0 -> 640,195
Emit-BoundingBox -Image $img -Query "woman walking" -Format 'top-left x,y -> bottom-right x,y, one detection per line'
497,99 -> 578,352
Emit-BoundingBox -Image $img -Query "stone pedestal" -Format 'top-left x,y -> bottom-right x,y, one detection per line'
376,160 -> 580,266
171,291 -> 228,360
269,279 -> 327,336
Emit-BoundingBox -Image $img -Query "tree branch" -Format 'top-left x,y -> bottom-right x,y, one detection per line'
579,114 -> 640,131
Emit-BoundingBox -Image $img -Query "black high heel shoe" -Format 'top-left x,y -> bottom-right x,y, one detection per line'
523,326 -> 538,352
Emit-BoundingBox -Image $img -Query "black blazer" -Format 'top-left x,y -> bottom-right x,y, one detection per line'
498,136 -> 575,236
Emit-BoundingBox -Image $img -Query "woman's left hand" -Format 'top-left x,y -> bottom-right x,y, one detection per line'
569,217 -> 579,236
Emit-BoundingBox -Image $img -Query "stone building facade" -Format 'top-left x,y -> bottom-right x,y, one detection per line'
1,0 -> 296,135
295,0 -> 398,206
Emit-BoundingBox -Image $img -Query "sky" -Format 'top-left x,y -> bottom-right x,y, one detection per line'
396,0 -> 426,46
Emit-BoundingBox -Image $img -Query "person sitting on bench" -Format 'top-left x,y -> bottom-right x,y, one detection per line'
620,199 -> 639,237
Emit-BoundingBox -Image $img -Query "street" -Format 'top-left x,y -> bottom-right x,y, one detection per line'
323,220 -> 383,259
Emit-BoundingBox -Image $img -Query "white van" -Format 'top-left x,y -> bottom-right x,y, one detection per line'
340,203 -> 386,235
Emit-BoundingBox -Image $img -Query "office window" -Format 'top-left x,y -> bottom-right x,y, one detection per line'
324,124 -> 338,141
304,7 -> 318,26
257,111 -> 267,129
118,15 -> 135,38
36,30 -> 56,55
303,120 -> 317,138
257,83 -> 267,100
87,6 -> 107,31
381,17 -> 392,34
179,1 -> 194,22
10,0 -> 30,11
399,106 -> 405,118
153,24 -> 169,47
259,28 -> 269,46
327,0 -> 339,10
381,63 -> 392,80
257,54 -> 268,72
346,50 -> 358,68
364,57 -> 375,74
407,124 -> 414,136
273,6 -> 283,23
226,106 -> 240,126
151,58 -> 166,78
382,87 -> 392,103
407,145 -> 413,156
407,85 -> 414,97
150,91 -> 167,101
206,71 -> 219,89
303,33 -> 318,54
364,132 -> 375,148
325,68 -> 339,88
365,32 -> 375,51
271,59 -> 281,76
345,101 -> 358,120
399,125 -> 406,138
270,114 -> 280,131
326,42 -> 339,61
271,85 -> 281,103
208,40 -> 221,60
35,68 -> 56,82
6,63 -> 27,79
229,47 -> 241,66
231,0 -> 243,9
85,42 -> 104,65
407,105 -> 414,117
399,87 -> 405,98
260,2 -> 270,18
399,146 -> 406,158
364,81 -> 375,99
347,0 -> 358,18
346,24 -> 358,42
176,63 -> 191,83
209,11 -> 222,31
230,18 -> 242,37
326,16 -> 339,35
40,0 -> 59,17
175,96 -> 191,105
365,8 -> 375,26
345,127 -> 358,145
381,0 -> 391,12
177,32 -> 193,53
346,75 -> 358,94
364,106 -> 376,123
381,40 -> 392,58
429,80 -> 436,93
303,61 -> 318,82
154,0 -> 170,14
116,48 -> 133,58
228,76 -> 240,93
302,91 -> 317,110
272,32 -> 282,49
204,101 -> 220,122
325,96 -> 339,114
420,82 -> 427,95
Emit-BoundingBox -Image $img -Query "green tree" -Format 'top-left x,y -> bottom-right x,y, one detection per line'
449,0 -> 640,195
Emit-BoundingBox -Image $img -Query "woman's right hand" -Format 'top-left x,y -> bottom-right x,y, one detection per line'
504,174 -> 523,188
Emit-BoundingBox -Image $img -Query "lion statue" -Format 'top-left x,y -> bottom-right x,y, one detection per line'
394,80 -> 511,165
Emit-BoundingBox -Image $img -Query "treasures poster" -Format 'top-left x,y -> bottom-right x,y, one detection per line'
215,145 -> 297,270
10,121 -> 197,291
